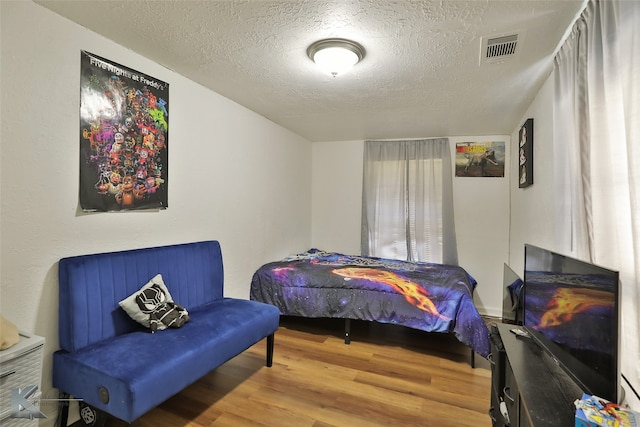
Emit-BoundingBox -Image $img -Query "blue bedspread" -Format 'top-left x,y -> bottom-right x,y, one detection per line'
250,249 -> 490,358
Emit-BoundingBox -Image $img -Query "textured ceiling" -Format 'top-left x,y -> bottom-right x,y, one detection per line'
34,0 -> 584,142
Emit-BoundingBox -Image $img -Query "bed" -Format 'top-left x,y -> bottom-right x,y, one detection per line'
250,249 -> 491,360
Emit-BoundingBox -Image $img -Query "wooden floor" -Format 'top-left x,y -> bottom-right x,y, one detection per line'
96,317 -> 492,427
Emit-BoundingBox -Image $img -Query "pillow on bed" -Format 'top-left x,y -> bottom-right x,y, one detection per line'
119,274 -> 189,332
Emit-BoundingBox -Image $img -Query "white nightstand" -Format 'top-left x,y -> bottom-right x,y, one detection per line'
0,333 -> 45,427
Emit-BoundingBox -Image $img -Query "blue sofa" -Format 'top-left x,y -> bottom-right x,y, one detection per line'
53,240 -> 280,425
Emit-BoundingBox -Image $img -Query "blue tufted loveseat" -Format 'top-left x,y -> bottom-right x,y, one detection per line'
53,240 -> 280,425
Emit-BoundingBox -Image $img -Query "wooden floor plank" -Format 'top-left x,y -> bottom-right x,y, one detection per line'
89,317 -> 492,427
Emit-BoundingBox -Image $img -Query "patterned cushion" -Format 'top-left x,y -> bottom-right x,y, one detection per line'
119,274 -> 189,332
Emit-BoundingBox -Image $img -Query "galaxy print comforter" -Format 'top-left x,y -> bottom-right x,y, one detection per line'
250,249 -> 491,358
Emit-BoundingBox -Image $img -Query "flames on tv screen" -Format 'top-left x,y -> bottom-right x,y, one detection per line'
524,271 -> 616,357
523,244 -> 619,402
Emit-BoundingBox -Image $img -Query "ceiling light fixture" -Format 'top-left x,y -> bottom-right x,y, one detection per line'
307,38 -> 366,77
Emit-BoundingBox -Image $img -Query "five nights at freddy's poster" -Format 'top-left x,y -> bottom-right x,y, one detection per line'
79,51 -> 169,212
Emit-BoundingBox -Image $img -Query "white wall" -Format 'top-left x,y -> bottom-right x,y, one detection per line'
0,2 -> 311,425
451,136 -> 511,317
311,140 -> 364,255
311,136 -> 511,317
507,74 -> 557,274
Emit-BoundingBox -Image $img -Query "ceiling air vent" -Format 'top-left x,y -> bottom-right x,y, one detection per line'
480,33 -> 520,65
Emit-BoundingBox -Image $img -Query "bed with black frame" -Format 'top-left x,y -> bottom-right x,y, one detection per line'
250,249 -> 491,364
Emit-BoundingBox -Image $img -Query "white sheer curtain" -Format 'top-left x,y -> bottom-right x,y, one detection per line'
361,138 -> 457,265
553,0 -> 640,406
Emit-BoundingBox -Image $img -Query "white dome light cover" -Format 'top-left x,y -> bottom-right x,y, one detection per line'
307,38 -> 366,77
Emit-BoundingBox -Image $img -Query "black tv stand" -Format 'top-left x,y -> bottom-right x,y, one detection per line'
489,323 -> 584,426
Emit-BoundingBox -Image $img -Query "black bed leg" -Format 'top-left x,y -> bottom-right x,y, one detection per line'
266,333 -> 274,367
344,318 -> 351,344
59,391 -> 70,426
470,349 -> 476,368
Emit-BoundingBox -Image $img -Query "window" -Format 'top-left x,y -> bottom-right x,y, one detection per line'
361,138 -> 457,264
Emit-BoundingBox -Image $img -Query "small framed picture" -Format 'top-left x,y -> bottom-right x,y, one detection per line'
455,141 -> 505,178
518,118 -> 534,188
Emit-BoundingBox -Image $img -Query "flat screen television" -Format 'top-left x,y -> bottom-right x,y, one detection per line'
523,244 -> 620,403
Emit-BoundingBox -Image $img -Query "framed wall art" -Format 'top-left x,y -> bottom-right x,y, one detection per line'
79,51 -> 169,212
455,141 -> 505,177
518,118 -> 534,188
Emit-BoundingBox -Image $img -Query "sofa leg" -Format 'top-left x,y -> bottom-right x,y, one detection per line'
266,333 -> 274,367
58,391 -> 70,426
344,318 -> 351,344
